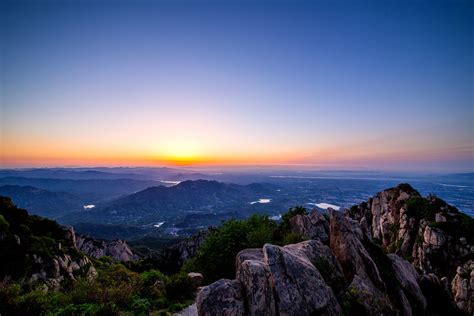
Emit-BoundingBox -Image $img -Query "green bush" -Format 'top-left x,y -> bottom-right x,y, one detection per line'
0,214 -> 9,231
184,208 -> 310,283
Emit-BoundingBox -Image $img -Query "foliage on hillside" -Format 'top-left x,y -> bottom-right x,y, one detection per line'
0,197 -> 194,315
183,207 -> 308,283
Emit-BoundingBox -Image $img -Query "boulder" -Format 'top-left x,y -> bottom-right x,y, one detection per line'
236,259 -> 275,315
196,279 -> 245,316
263,243 -> 341,315
451,261 -> 473,315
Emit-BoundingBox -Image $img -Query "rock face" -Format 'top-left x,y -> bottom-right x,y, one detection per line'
289,209 -> 329,243
451,261 -> 474,314
197,184 -> 473,316
152,230 -> 209,274
30,253 -> 97,290
198,239 -> 342,316
345,183 -> 473,314
196,279 -> 245,316
76,235 -> 137,262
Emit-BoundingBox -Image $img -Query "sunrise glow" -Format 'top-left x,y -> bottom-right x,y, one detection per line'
1,1 -> 473,172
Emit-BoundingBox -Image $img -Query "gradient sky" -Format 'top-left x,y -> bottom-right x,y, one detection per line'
1,0 -> 473,171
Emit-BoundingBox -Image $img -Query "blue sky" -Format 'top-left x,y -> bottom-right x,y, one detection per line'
1,0 -> 473,171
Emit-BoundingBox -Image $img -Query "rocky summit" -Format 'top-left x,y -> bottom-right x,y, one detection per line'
197,184 -> 473,315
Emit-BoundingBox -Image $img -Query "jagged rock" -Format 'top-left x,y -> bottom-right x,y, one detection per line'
76,235 -> 137,261
264,243 -> 340,315
423,225 -> 446,249
235,248 -> 264,274
153,230 -> 209,274
419,273 -> 462,315
236,259 -> 275,315
329,210 -> 384,289
345,274 -> 392,316
451,261 -> 473,314
388,254 -> 427,313
289,209 -> 329,243
196,279 -> 245,316
283,240 -> 345,293
30,253 -> 96,290
199,240 -> 342,316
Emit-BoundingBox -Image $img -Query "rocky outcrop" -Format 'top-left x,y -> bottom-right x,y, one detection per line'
76,235 -> 137,262
346,184 -> 472,276
197,184 -> 473,316
198,239 -> 344,315
30,253 -> 97,290
345,183 -> 473,314
289,209 -> 329,243
388,254 -> 427,314
196,279 -> 245,316
153,230 -> 209,274
451,261 -> 474,314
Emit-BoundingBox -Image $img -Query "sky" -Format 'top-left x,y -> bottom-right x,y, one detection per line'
1,0 -> 473,172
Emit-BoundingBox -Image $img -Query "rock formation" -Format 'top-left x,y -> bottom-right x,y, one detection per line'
151,230 -> 210,274
76,234 -> 137,262
197,184 -> 473,315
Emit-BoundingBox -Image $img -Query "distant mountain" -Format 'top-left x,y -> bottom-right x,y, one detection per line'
0,185 -> 84,218
63,180 -> 277,226
0,167 -> 201,181
0,177 -> 163,202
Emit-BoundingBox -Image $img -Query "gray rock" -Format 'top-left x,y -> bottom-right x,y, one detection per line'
329,210 -> 384,289
289,209 -> 329,243
346,275 -> 392,316
388,254 -> 426,313
451,261 -> 473,315
196,279 -> 245,316
236,259 -> 275,315
263,243 -> 340,315
76,235 -> 137,262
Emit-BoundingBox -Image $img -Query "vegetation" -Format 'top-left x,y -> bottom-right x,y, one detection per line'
0,196 -> 312,315
0,197 -> 194,315
0,263 -> 194,315
183,207 -> 308,283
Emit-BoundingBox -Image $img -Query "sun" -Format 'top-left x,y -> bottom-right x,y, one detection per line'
159,142 -> 201,165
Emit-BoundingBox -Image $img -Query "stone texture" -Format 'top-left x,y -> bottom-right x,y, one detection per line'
76,235 -> 137,261
388,254 -> 427,313
451,261 -> 473,315
263,243 -> 340,315
196,279 -> 245,316
236,259 -> 275,315
329,210 -> 384,289
289,209 -> 329,243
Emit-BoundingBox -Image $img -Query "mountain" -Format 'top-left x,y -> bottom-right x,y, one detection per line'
63,180 -> 277,226
0,167 -> 187,180
0,196 -> 196,315
0,196 -> 97,290
0,177 -> 163,201
197,184 -> 473,315
0,185 -> 85,218
1,183 -> 472,315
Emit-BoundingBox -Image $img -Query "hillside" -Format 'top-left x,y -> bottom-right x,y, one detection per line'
63,180 -> 276,225
0,196 -> 198,315
196,184 -> 473,315
0,185 -> 84,218
1,184 -> 472,315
